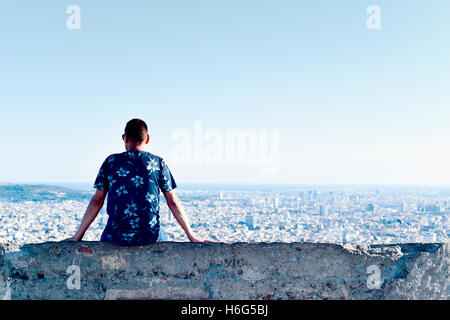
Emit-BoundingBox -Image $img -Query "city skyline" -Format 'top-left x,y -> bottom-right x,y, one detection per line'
1,183 -> 448,244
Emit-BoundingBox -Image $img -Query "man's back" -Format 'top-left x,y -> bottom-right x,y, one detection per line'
93,150 -> 177,245
69,118 -> 210,244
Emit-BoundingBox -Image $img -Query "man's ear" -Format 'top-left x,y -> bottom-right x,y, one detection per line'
145,134 -> 150,144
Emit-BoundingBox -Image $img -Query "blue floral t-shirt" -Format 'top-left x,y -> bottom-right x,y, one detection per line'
93,150 -> 177,246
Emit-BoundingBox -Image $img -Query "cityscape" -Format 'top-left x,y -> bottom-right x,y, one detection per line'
0,184 -> 448,245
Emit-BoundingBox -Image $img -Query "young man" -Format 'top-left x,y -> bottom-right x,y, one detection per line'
69,118 -> 211,245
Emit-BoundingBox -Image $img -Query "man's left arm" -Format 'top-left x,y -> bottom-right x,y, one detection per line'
70,189 -> 107,241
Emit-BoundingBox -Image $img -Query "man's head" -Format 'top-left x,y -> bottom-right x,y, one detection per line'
123,118 -> 149,150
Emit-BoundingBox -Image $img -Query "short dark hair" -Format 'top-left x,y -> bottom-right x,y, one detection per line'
124,118 -> 148,143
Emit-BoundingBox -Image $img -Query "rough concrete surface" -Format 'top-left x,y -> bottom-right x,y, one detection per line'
0,242 -> 448,300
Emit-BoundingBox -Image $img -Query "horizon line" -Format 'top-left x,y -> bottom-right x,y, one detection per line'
2,181 -> 450,188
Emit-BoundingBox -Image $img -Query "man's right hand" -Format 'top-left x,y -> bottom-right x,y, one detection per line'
61,236 -> 78,242
188,234 -> 213,243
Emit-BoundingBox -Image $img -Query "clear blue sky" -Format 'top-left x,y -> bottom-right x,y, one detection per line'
1,1 -> 449,185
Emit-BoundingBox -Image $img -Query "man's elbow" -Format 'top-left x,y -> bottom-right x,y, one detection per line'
90,190 -> 107,208
91,195 -> 105,207
166,195 -> 179,208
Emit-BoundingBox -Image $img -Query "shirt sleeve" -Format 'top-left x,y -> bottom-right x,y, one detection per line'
159,158 -> 177,192
93,157 -> 110,192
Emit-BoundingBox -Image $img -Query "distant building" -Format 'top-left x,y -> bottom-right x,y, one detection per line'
299,192 -> 304,201
423,232 -> 436,242
273,197 -> 279,213
425,204 -> 441,213
245,214 -> 255,229
341,232 -> 347,244
319,205 -> 329,216
366,204 -> 374,212
418,204 -> 441,213
100,208 -> 108,226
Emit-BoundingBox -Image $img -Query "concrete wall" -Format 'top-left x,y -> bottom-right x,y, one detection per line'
0,242 -> 448,300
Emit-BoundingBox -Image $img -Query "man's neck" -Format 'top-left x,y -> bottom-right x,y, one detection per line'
125,144 -> 145,151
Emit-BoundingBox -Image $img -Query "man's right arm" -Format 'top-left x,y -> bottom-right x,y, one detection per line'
70,189 -> 107,241
162,190 -> 212,243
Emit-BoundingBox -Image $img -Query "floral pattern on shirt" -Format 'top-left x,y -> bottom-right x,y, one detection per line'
93,150 -> 177,246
